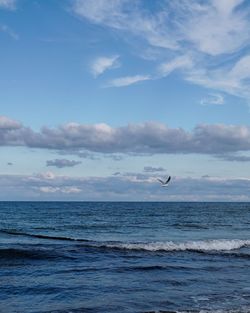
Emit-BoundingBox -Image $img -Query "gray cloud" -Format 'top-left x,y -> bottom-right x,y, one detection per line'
216,154 -> 250,162
59,150 -> 98,160
0,116 -> 21,130
46,159 -> 82,168
112,171 -> 121,176
144,166 -> 165,172
1,116 -> 250,157
105,154 -> 123,161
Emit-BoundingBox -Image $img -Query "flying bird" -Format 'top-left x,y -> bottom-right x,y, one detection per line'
157,176 -> 171,187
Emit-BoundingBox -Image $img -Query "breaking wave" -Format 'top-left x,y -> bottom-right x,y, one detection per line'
1,229 -> 250,253
101,239 -> 250,252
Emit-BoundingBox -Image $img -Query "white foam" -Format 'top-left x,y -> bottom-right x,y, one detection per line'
105,239 -> 250,252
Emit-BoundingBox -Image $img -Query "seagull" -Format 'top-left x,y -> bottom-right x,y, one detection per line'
157,176 -> 171,187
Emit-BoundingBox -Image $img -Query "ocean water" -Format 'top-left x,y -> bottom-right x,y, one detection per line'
0,202 -> 250,313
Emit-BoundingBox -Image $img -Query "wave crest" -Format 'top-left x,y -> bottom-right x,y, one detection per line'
103,239 -> 250,252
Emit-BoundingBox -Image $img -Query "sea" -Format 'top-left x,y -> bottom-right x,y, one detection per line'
0,202 -> 250,313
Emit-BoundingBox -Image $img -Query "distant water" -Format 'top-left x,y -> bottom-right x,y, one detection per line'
0,202 -> 250,313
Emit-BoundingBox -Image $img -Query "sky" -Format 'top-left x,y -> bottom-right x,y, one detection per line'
1,0 -> 250,201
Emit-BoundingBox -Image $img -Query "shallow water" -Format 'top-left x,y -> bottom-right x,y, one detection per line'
0,202 -> 250,313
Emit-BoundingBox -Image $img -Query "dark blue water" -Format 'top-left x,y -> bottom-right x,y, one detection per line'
0,202 -> 250,313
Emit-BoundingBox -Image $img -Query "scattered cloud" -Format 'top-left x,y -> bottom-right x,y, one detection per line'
7,162 -> 13,166
186,54 -> 250,99
1,116 -> 250,157
176,0 -> 248,56
72,0 -> 178,50
0,25 -> 19,40
91,55 -> 120,77
46,158 -> 82,168
72,0 -> 250,100
106,74 -> 151,87
0,0 -> 16,10
158,55 -> 193,77
200,94 -> 224,105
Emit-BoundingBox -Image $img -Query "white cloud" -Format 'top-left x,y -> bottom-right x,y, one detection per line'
28,171 -> 56,181
39,186 -> 81,194
39,186 -> 59,193
0,115 -> 21,129
158,55 -> 193,76
72,0 -> 250,55
200,94 -> 224,105
72,0 -> 250,100
177,0 -> 248,56
0,0 -> 16,10
63,186 -> 82,193
72,0 -> 178,50
91,55 -> 120,77
229,55 -> 250,81
187,55 -> 250,99
106,74 -> 151,87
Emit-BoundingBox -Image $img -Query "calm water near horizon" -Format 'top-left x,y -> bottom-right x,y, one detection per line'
0,201 -> 250,313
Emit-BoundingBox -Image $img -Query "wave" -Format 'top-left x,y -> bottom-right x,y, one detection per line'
171,223 -> 209,229
100,239 -> 250,252
1,229 -> 250,254
0,229 -> 90,242
0,248 -> 59,260
42,307 -> 250,313
143,309 -> 250,313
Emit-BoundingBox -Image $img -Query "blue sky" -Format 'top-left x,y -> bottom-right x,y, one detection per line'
1,0 -> 250,201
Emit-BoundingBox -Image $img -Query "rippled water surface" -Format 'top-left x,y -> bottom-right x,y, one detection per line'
0,202 -> 250,313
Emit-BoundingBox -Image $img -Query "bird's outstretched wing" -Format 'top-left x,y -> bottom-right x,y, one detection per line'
157,176 -> 171,186
166,176 -> 171,184
157,178 -> 165,184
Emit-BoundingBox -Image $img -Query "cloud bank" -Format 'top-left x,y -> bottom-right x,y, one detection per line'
1,116 -> 250,157
0,171 -> 249,201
